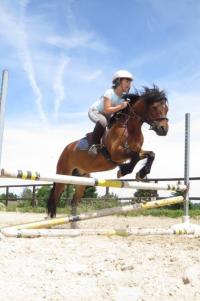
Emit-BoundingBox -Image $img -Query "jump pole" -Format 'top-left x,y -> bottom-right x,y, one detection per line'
3,226 -> 200,238
1,196 -> 184,235
0,168 -> 187,192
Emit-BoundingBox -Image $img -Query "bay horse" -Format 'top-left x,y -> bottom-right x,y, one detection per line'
47,85 -> 169,217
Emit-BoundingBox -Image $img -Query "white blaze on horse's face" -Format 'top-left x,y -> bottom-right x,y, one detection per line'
120,78 -> 132,93
149,101 -> 169,136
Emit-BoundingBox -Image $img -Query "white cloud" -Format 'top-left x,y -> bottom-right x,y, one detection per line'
0,1 -> 112,124
82,70 -> 102,81
18,1 -> 47,123
45,31 -> 112,53
0,1 -> 47,123
53,57 -> 70,119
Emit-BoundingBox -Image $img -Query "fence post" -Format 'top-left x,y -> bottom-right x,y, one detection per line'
5,186 -> 9,206
32,186 -> 36,207
105,186 -> 109,196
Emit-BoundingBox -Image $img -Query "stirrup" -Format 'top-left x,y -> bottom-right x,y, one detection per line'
88,144 -> 100,156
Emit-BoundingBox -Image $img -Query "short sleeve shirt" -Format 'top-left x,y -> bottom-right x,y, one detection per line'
91,88 -> 124,113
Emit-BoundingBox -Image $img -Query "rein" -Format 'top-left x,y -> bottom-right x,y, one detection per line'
120,101 -> 168,128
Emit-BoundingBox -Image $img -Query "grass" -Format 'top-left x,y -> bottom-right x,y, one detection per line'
1,200 -> 200,219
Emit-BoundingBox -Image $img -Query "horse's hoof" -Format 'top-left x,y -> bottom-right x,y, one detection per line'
117,170 -> 122,178
135,172 -> 142,181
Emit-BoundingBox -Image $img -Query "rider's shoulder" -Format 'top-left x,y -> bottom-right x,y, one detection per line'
103,88 -> 115,98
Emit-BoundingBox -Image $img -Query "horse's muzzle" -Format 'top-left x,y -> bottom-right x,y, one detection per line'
150,121 -> 169,136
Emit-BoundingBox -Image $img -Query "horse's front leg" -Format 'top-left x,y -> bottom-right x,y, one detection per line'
116,149 -> 141,178
136,150 -> 155,181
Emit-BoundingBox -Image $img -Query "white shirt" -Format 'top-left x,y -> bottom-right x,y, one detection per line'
91,88 -> 124,113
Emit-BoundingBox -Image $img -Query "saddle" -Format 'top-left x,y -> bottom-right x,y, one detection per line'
76,130 -> 117,164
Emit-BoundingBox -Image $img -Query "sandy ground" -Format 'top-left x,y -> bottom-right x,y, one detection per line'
0,212 -> 200,301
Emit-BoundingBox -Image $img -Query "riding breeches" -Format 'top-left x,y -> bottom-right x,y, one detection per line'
88,108 -> 108,128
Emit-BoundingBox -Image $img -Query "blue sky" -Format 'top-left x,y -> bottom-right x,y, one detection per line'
0,0 -> 200,196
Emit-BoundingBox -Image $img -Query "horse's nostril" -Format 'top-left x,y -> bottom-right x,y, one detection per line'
161,126 -> 168,135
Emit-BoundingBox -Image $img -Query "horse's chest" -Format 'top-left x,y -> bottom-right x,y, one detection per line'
124,140 -> 142,153
125,132 -> 143,152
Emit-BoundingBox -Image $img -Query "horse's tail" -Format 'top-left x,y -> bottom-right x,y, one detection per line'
47,183 -> 56,218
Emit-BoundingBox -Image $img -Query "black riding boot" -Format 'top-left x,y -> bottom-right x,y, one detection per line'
88,122 -> 105,156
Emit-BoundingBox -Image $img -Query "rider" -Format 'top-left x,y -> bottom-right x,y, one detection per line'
88,70 -> 134,156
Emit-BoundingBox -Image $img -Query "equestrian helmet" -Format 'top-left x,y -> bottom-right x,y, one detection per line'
112,70 -> 134,82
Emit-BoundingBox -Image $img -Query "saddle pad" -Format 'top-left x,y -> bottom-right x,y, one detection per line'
76,137 -> 89,150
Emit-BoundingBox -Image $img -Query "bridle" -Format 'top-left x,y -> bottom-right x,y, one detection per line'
124,99 -> 169,129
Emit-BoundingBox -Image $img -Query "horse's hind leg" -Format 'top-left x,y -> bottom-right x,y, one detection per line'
70,174 -> 90,228
136,150 -> 155,180
47,148 -> 73,218
47,182 -> 66,218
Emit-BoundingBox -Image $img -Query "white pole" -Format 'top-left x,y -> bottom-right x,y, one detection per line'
0,70 -> 9,169
0,168 -> 187,192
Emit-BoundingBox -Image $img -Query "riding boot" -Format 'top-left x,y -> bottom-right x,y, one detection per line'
88,122 -> 105,156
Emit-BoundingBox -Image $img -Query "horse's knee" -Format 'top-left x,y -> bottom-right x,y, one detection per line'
119,163 -> 133,176
148,151 -> 155,161
145,151 -> 155,170
136,151 -> 155,180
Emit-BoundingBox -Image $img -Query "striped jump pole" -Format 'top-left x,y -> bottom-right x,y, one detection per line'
1,196 -> 184,231
0,168 -> 187,192
3,226 -> 200,238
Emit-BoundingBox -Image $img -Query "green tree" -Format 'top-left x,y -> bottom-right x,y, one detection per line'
60,185 -> 74,207
35,185 -> 75,207
36,185 -> 52,207
134,189 -> 158,203
83,186 -> 98,198
20,188 -> 33,206
0,192 -> 18,205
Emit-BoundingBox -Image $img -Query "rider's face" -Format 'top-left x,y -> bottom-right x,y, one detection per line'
120,78 -> 132,92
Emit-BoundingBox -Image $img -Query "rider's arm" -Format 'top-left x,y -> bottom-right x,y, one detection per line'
103,97 -> 128,114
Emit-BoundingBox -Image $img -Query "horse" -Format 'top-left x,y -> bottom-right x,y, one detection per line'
47,85 -> 169,218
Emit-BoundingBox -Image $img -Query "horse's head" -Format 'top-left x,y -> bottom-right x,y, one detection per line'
132,85 -> 169,136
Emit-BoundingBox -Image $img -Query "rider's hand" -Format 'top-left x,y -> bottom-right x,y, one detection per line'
121,101 -> 128,109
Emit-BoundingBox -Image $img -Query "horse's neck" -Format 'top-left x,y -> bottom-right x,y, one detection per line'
105,115 -> 142,142
115,113 -> 143,133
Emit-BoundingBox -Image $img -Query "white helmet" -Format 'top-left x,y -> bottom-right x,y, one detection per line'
112,70 -> 134,82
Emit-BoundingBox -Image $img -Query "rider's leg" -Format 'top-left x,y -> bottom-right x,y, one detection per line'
88,108 -> 107,156
88,122 -> 105,155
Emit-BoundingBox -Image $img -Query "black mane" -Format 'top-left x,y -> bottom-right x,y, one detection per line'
122,85 -> 167,105
138,85 -> 167,104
